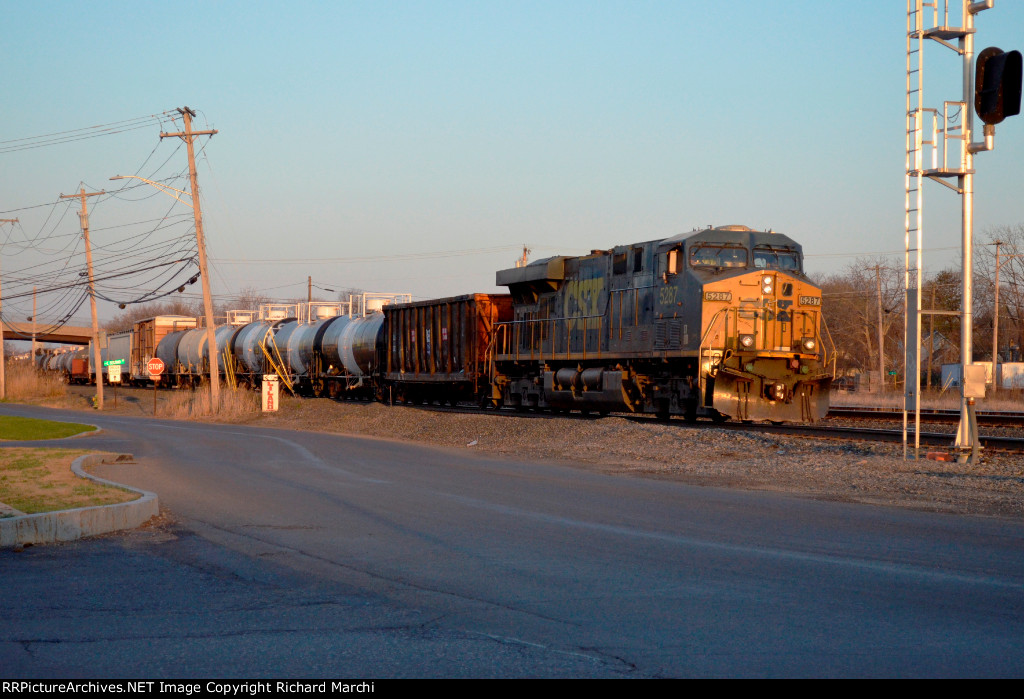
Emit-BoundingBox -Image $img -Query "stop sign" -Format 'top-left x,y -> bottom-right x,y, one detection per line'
147,357 -> 165,377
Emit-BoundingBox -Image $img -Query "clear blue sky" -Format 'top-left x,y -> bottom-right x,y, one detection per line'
3,0 -> 1024,325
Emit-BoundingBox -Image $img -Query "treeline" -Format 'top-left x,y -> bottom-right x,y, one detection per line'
814,224 -> 1024,380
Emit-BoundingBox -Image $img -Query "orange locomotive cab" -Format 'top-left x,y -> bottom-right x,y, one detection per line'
683,229 -> 832,422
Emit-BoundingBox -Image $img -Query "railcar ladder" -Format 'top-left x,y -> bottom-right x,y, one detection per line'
259,327 -> 295,394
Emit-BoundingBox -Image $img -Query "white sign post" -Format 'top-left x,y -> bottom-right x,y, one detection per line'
262,374 -> 280,412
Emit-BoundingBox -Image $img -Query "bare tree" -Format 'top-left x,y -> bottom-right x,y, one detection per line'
105,299 -> 203,332
816,259 -> 903,383
230,286 -> 272,311
977,224 -> 1024,363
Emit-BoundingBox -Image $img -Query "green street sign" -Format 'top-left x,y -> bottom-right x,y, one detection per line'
103,359 -> 126,367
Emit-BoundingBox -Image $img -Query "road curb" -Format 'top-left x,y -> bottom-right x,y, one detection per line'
0,453 -> 158,547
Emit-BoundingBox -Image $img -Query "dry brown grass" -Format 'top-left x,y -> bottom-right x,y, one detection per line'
2,361 -> 66,402
163,385 -> 260,421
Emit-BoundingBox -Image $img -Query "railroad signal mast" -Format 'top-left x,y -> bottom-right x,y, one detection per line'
904,0 -> 1022,463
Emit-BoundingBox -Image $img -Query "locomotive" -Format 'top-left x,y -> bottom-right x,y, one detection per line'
491,225 -> 832,422
57,225 -> 832,423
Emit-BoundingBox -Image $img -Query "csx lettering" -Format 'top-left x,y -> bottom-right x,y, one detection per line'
563,278 -> 604,330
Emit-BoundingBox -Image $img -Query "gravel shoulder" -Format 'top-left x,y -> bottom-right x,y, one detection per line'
28,385 -> 1024,520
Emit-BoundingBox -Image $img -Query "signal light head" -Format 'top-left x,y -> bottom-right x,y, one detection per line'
976,47 -> 1023,125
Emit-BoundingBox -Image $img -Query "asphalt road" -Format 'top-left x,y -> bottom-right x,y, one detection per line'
2,403 -> 1023,678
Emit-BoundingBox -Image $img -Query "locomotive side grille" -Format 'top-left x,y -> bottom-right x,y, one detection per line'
654,320 -> 682,349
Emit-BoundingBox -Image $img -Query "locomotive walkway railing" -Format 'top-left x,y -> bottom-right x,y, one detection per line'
492,314 -> 606,364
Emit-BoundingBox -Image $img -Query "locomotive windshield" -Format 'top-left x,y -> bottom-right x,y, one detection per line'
689,244 -> 748,269
753,245 -> 801,272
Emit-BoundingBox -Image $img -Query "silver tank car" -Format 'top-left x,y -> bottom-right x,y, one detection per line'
337,313 -> 385,377
232,321 -> 278,376
175,325 -> 240,377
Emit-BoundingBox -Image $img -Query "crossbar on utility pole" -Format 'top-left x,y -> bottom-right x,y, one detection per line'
160,106 -> 220,409
59,188 -> 105,410
0,218 -> 18,400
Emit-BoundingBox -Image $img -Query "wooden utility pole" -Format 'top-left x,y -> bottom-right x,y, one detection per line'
875,266 -> 885,393
927,285 -> 936,390
161,107 -> 220,408
994,240 -> 1002,392
31,287 -> 37,366
60,188 -> 105,410
0,218 -> 18,400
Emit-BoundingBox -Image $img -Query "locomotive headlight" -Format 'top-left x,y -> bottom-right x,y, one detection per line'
801,337 -> 816,353
739,334 -> 755,349
761,275 -> 774,295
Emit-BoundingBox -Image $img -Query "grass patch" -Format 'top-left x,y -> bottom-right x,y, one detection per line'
2,360 -> 67,402
0,448 -> 138,515
0,415 -> 96,441
164,386 -> 260,421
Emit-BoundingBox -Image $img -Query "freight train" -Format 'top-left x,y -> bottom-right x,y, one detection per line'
48,225 -> 834,422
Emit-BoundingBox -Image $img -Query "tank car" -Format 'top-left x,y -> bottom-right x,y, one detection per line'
490,225 -> 832,422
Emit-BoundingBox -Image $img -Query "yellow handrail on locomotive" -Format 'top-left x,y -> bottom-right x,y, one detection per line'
495,314 -> 605,363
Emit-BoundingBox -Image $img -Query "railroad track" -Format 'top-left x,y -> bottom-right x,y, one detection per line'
397,400 -> 1024,454
827,406 -> 1024,426
712,420 -> 1024,454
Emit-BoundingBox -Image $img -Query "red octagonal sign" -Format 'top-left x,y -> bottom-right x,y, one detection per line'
147,357 -> 165,377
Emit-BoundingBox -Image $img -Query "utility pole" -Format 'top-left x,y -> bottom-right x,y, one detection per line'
993,240 -> 1001,392
876,266 -> 885,393
927,284 -> 936,390
31,286 -> 36,364
161,107 -> 220,408
60,188 -> 105,410
0,218 -> 18,400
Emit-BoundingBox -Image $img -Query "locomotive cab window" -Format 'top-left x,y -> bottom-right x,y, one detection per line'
753,246 -> 801,272
689,244 -> 748,269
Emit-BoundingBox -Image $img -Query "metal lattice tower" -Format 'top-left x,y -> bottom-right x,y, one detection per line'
904,0 -> 991,461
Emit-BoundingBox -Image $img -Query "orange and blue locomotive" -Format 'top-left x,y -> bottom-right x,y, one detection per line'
491,225 -> 832,422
